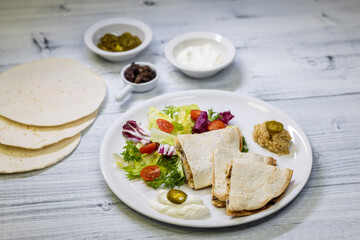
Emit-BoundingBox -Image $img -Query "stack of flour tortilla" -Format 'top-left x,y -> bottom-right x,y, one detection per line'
0,58 -> 106,173
175,126 -> 293,216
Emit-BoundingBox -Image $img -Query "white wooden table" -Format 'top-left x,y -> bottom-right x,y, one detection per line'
1,0 -> 360,239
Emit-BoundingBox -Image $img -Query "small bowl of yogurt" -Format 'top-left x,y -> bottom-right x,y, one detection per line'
165,32 -> 235,78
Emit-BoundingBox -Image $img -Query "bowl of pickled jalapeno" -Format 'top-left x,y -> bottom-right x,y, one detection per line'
84,18 -> 152,62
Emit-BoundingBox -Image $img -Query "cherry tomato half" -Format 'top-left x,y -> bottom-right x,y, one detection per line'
140,165 -> 161,181
156,119 -> 174,133
190,109 -> 202,121
139,142 -> 158,154
207,120 -> 226,131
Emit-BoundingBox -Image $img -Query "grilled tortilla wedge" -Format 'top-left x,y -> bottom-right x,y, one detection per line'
212,151 -> 276,207
226,157 -> 293,216
175,126 -> 242,189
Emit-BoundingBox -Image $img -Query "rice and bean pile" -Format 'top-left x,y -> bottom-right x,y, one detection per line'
253,120 -> 292,155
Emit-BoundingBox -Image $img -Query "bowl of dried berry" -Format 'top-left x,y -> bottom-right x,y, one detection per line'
115,62 -> 158,102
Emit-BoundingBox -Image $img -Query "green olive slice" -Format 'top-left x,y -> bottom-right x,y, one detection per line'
266,120 -> 284,132
167,189 -> 187,204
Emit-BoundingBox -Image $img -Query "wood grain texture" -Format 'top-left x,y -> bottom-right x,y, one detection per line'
1,0 -> 360,239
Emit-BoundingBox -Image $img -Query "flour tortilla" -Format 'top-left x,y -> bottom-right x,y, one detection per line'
212,151 -> 276,207
0,58 -> 106,126
226,158 -> 293,216
175,127 -> 242,189
0,133 -> 81,173
0,110 -> 97,149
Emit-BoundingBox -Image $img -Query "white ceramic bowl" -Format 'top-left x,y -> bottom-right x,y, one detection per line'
164,32 -> 236,78
115,62 -> 159,102
84,18 -> 152,62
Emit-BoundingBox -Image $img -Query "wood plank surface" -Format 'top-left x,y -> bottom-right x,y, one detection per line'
1,0 -> 360,239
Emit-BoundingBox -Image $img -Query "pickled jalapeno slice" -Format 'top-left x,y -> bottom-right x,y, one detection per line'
266,120 -> 284,132
167,189 -> 187,204
97,32 -> 142,52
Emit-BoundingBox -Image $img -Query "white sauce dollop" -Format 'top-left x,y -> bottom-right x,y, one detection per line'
150,190 -> 210,220
176,43 -> 223,69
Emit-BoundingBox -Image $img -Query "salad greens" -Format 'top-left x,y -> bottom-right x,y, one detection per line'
146,155 -> 185,189
121,141 -> 142,162
146,105 -> 200,145
161,104 -> 199,134
241,136 -> 249,153
114,145 -> 185,188
162,105 -> 177,118
114,148 -> 161,179
207,108 -> 221,121
147,107 -> 173,131
114,105 -> 200,189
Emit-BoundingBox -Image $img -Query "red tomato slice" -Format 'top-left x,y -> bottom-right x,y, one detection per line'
207,120 -> 226,131
139,142 -> 158,154
156,119 -> 174,133
140,165 -> 161,181
190,109 -> 202,121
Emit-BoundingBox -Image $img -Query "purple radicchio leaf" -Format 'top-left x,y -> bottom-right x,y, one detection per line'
122,120 -> 151,145
158,145 -> 164,154
192,111 -> 209,134
219,111 -> 234,125
157,144 -> 175,156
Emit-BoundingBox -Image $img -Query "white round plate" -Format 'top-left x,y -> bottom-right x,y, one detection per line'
100,90 -> 312,228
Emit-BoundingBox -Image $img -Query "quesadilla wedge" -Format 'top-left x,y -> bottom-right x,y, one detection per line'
226,157 -> 293,216
175,126 -> 242,189
212,151 -> 276,207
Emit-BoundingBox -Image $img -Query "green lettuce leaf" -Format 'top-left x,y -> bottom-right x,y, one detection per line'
147,107 -> 173,131
208,108 -> 221,121
162,104 -> 199,134
150,128 -> 175,145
